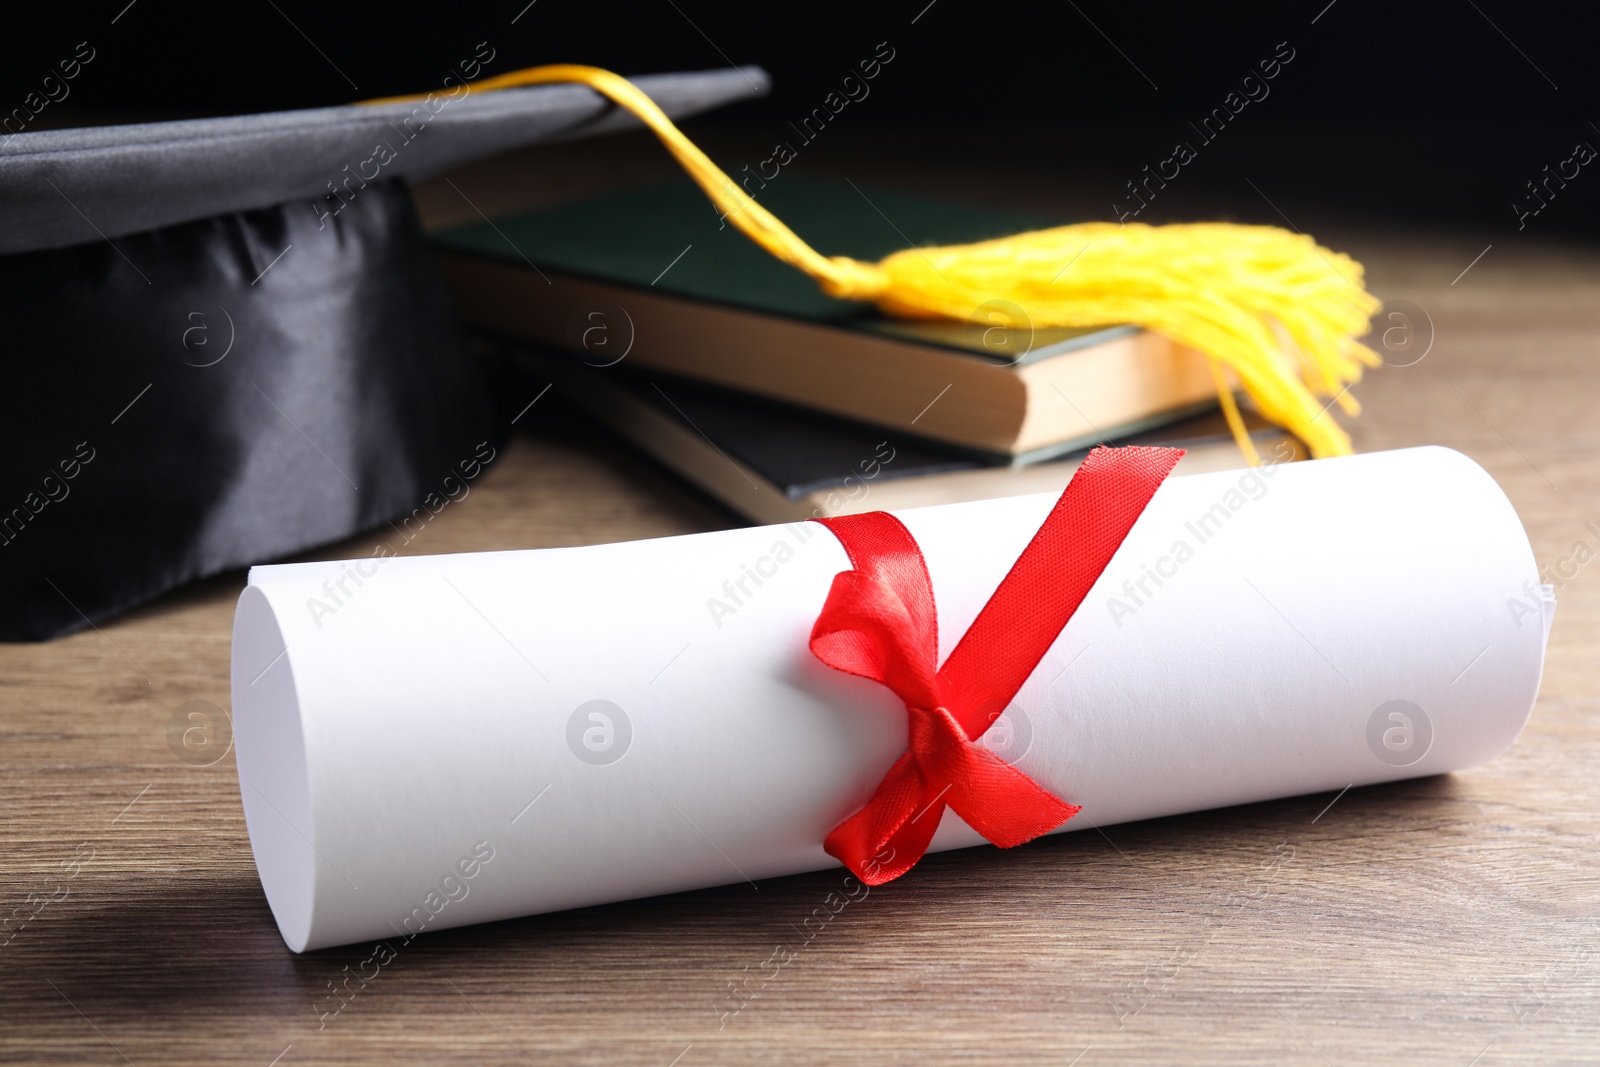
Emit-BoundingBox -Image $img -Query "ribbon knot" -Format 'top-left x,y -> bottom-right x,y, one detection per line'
810,445 -> 1184,885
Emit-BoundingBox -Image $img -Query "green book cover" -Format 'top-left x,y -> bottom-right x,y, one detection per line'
431,177 -> 1138,365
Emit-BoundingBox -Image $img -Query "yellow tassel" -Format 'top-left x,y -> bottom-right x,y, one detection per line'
365,65 -> 1381,460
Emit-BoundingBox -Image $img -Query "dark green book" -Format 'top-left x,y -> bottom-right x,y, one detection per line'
433,177 -> 1217,459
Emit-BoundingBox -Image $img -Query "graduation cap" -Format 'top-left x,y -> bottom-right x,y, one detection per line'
0,65 -> 767,640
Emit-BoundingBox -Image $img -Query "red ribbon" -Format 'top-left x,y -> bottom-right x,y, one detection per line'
809,445 -> 1184,885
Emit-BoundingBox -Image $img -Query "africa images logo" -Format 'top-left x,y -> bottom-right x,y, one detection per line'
566,700 -> 632,766
1366,699 -> 1433,767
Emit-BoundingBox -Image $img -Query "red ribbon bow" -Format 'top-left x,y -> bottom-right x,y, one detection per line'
809,445 -> 1184,885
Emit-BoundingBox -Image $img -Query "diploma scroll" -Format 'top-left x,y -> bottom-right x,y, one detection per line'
233,447 -> 1549,951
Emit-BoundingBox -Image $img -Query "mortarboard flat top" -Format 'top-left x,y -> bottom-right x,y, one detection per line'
1,65 -> 768,254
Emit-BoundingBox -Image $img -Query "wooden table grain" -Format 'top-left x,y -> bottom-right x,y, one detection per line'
3,136 -> 1599,1065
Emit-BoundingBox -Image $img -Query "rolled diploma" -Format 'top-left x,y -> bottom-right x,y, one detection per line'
233,446 -> 1549,951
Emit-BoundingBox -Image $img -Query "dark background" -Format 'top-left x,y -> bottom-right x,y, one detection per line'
4,0 -> 1598,239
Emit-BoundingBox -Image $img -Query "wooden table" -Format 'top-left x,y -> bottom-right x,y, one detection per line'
3,134 -> 1599,1065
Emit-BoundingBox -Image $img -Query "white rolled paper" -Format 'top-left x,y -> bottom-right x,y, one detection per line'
232,446 -> 1550,952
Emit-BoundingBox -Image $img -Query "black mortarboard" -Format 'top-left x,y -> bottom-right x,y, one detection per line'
0,65 -> 767,640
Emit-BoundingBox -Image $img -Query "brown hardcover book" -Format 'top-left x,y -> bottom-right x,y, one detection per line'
434,178 -> 1217,461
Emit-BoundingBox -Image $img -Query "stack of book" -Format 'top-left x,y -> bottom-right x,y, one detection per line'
431,178 -> 1301,522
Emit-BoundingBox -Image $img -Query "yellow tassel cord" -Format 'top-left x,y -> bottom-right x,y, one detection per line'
366,65 -> 1381,459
